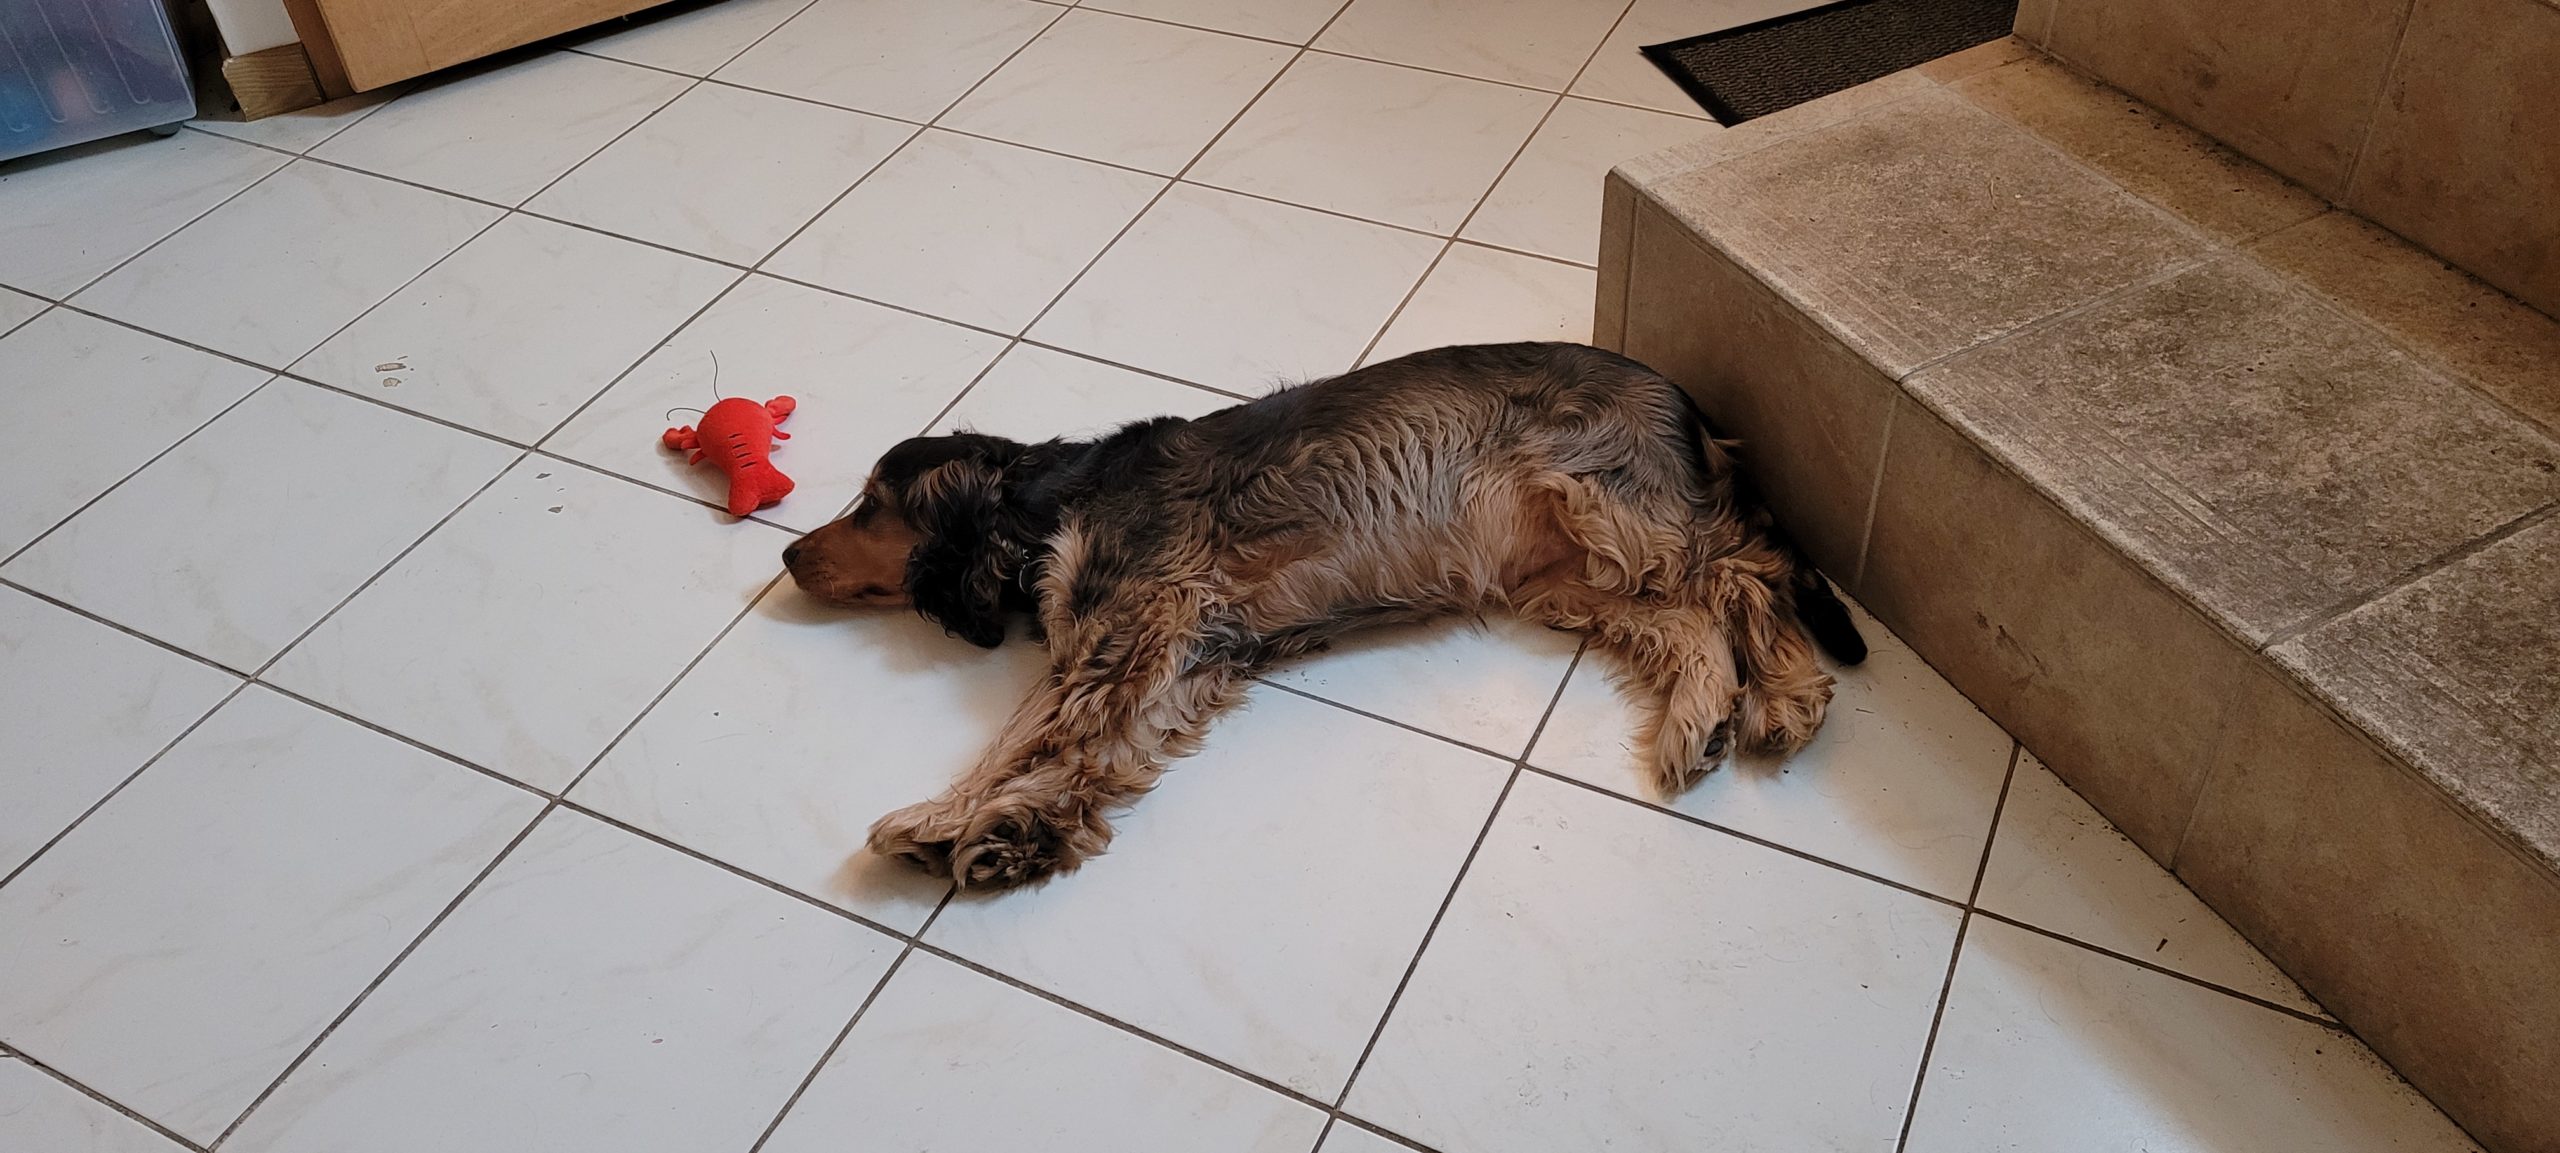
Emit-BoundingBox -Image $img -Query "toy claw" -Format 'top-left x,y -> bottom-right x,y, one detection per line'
662,395 -> 798,517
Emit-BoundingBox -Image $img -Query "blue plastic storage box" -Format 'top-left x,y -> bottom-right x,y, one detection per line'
1,0 -> 196,164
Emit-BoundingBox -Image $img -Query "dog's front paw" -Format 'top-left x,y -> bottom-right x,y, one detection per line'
950,810 -> 1070,889
868,799 -> 969,877
1647,716 -> 1731,796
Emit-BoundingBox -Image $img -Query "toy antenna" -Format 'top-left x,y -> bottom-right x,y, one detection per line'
666,351 -> 726,421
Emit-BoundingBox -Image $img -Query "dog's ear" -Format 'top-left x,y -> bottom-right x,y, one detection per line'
904,451 -> 1017,649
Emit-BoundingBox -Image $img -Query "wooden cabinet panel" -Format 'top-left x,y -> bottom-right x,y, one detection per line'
293,0 -> 665,92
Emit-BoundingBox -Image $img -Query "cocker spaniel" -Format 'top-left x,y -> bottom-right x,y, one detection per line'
783,342 -> 1865,889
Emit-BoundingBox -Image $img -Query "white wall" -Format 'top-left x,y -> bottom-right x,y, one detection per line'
206,0 -> 297,53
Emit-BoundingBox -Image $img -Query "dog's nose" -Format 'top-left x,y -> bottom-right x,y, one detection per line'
781,541 -> 804,567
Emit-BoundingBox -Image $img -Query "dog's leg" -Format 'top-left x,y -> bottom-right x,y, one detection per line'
1729,578 -> 1832,757
1532,592 -> 1741,795
867,592 -> 1246,889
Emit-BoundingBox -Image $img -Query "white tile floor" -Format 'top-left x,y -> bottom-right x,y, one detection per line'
0,0 -> 2486,1150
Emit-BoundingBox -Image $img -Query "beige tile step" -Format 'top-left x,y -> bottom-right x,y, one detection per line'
1598,40 -> 2560,1153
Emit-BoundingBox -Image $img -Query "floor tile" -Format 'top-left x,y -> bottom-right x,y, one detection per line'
6,382 -> 516,670
1979,754 -> 2321,1013
531,83 -> 914,264
1464,96 -> 1719,262
1030,183 -> 1441,388
716,0 -> 1062,122
295,214 -> 737,443
264,459 -> 789,790
0,1058 -> 178,1153
545,275 -> 1007,531
312,52 -> 690,205
1081,0 -> 1349,42
1263,615 -> 1580,756
572,589 -> 1042,933
1364,243 -> 1597,364
223,810 -> 897,1153
927,687 -> 1510,1096
0,311 -> 269,557
0,288 -> 39,335
1317,1123 -> 1410,1153
1572,0 -> 1820,115
766,129 -> 1164,332
1191,53 -> 1552,233
763,952 -> 1329,1153
935,344 -> 1237,439
73,161 -> 500,368
0,688 -> 538,1142
0,132 -> 285,297
574,0 -> 814,75
189,88 -> 408,155
940,10 -> 1294,174
1903,918 -> 2478,1153
1346,771 -> 1960,1153
0,588 -> 238,876
1529,600 -> 2013,897
1315,0 -> 1629,90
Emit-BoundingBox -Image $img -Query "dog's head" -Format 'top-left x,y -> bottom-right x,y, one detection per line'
783,432 -> 1028,648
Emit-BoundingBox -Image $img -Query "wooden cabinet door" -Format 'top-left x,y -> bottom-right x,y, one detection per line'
285,0 -> 664,92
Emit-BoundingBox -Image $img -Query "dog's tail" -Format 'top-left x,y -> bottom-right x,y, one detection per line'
1790,565 -> 1866,666
1668,382 -> 1867,667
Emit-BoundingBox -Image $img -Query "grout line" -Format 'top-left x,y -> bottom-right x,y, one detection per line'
0,297 -> 50,340
838,0 -> 1352,428
2337,0 -> 2421,206
1327,642 -> 1588,1109
2262,233 -> 2560,445
47,149 -> 300,304
1348,0 -> 1636,367
1520,763 -> 1969,910
2258,499 -> 2560,650
207,803 -> 558,1148
909,940 -> 1347,1112
1965,908 -> 2346,1030
532,54 -> 1623,270
713,0 -> 1074,281
552,795 -> 925,941
551,571 -> 792,798
1847,393 -> 1899,589
1891,743 -> 2018,1152
0,677 -> 252,895
247,679 -> 550,800
1253,677 -> 1525,763
0,374 -> 280,573
1010,338 -> 1259,401
565,11 -> 1715,124
0,577 -> 248,682
1329,1116 -> 1446,1153
742,889 -> 957,1153
1894,249 -> 2231,384
4,1050 -> 215,1153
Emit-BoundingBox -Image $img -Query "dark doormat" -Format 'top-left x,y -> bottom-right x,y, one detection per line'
1641,0 -> 2019,124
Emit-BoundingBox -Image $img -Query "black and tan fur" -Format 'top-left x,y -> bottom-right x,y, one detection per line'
783,342 -> 1865,889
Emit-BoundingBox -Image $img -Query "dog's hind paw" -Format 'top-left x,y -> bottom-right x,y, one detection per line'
869,796 -> 1086,890
950,812 -> 1069,889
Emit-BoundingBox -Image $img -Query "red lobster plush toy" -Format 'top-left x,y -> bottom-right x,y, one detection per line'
664,395 -> 797,516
